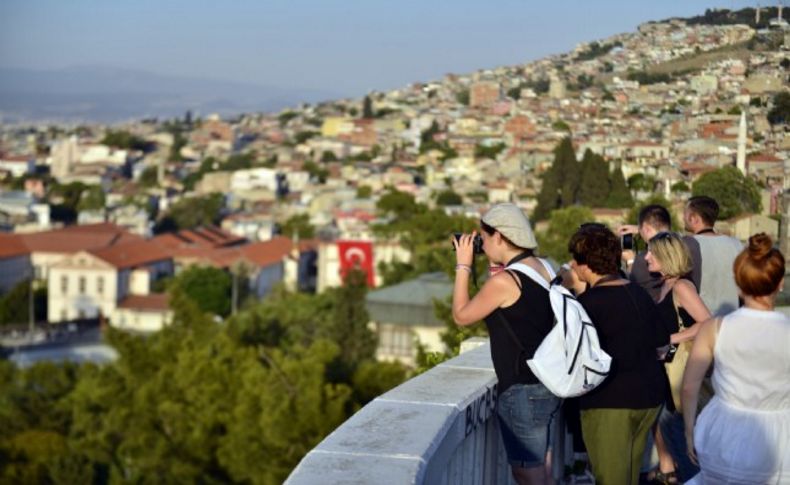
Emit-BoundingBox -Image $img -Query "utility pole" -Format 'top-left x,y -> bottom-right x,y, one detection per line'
28,278 -> 35,336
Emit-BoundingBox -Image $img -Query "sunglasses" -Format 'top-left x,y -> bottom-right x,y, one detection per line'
649,231 -> 673,242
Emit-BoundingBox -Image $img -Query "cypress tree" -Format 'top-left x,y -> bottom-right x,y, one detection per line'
577,150 -> 610,207
362,95 -> 374,119
533,137 -> 580,220
606,165 -> 634,208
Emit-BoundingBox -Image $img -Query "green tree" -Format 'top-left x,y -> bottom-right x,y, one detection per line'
323,269 -> 376,380
435,189 -> 463,206
279,213 -> 315,239
474,143 -> 506,159
172,265 -> 232,317
356,185 -> 372,198
0,280 -> 46,325
577,150 -> 610,207
536,206 -> 596,262
627,173 -> 657,192
138,165 -> 159,188
533,137 -> 580,220
692,166 -> 762,219
671,180 -> 690,193
606,166 -> 634,208
455,89 -> 470,106
302,161 -> 329,183
154,193 -> 224,233
100,130 -> 150,151
321,150 -> 338,162
552,120 -> 571,132
76,185 -> 105,212
376,188 -> 422,221
362,95 -> 374,119
767,91 -> 790,125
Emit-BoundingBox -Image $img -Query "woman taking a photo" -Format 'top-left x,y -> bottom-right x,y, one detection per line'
644,232 -> 711,483
452,203 -> 558,485
563,224 -> 669,485
682,234 -> 789,483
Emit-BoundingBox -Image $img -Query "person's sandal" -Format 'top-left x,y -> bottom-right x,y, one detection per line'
653,471 -> 678,484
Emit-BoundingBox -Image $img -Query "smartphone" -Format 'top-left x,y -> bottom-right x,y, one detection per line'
622,233 -> 634,251
664,344 -> 678,363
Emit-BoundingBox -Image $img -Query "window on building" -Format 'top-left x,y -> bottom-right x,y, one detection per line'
79,276 -> 86,294
97,276 -> 104,295
60,275 -> 68,294
378,324 -> 414,357
78,310 -> 86,319
60,309 -> 67,321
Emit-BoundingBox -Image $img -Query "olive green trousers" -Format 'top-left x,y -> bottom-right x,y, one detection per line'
580,406 -> 661,485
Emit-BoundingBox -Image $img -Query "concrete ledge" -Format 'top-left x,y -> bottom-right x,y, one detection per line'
286,342 -> 500,485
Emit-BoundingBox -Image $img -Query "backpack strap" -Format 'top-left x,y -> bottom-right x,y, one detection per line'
497,258 -> 556,375
507,259 -> 555,291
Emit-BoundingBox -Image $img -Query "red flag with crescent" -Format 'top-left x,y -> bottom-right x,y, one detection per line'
337,240 -> 374,286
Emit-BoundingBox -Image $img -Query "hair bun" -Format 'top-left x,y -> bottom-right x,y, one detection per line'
747,233 -> 773,260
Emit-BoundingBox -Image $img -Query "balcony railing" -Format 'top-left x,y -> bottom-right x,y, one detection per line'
287,338 -> 518,484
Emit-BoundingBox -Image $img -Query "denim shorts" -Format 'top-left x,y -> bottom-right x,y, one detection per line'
496,383 -> 560,468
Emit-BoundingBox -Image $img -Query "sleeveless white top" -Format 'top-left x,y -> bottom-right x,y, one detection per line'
689,307 -> 790,484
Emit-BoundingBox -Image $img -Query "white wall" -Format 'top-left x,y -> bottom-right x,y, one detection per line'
111,308 -> 172,332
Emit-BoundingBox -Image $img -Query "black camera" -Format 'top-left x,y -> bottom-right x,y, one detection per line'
621,233 -> 635,251
452,233 -> 484,255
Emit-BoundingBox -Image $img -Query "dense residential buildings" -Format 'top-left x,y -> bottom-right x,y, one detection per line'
1,15 -> 788,356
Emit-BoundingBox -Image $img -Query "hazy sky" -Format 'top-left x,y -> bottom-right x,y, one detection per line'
0,1 -> 763,97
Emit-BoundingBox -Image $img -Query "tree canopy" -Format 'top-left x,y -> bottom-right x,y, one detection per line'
692,166 -> 762,219
1,276 -> 408,483
154,193 -> 224,233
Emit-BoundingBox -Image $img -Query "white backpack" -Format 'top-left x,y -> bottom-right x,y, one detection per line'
503,260 -> 612,398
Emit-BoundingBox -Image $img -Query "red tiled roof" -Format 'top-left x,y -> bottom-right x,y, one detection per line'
91,239 -> 171,269
748,154 -> 783,163
150,226 -> 245,250
0,233 -> 30,259
20,224 -> 143,254
171,235 -> 302,270
117,293 -> 170,311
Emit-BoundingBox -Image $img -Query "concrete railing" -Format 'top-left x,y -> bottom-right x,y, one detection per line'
286,338 -> 514,485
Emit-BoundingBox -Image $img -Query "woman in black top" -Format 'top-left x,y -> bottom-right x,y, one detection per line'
644,232 -> 711,483
563,224 -> 669,485
452,203 -> 558,485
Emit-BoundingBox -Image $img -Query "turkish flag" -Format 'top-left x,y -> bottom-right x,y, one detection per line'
337,240 -> 375,287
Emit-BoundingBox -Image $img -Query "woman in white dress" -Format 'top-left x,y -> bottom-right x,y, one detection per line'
681,233 -> 789,484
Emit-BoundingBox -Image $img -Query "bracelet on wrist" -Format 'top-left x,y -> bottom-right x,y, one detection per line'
455,264 -> 472,274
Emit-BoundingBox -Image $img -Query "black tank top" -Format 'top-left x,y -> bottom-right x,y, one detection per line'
656,290 -> 695,334
483,269 -> 553,394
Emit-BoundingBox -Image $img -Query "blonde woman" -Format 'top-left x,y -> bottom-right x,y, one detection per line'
644,232 -> 711,483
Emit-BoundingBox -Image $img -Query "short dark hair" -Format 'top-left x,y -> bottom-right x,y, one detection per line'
568,225 -> 621,275
638,204 -> 671,230
687,196 -> 719,226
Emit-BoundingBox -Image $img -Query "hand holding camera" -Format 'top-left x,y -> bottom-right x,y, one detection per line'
451,232 -> 483,266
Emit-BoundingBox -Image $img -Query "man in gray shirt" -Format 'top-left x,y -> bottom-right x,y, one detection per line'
683,196 -> 743,316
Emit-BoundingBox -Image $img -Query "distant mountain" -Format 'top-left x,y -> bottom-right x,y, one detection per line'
0,65 -> 341,124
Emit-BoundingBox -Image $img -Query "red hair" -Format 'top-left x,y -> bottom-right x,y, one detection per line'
733,233 -> 785,297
